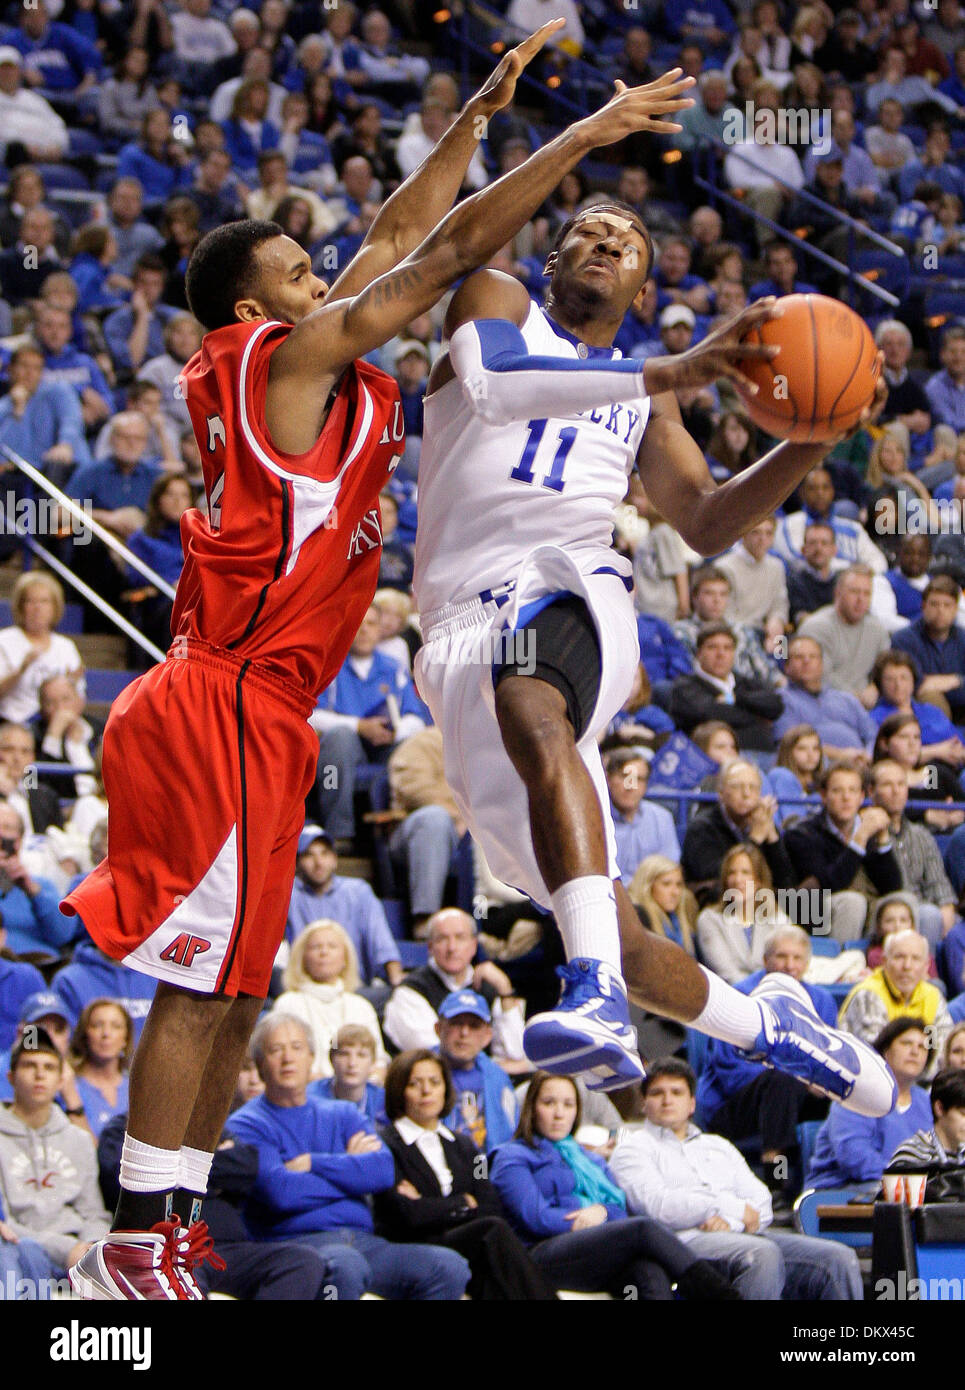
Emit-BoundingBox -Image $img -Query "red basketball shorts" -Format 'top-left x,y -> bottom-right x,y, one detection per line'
61,639 -> 318,998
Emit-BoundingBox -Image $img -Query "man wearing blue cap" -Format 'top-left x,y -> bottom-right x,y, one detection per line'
436,990 -> 519,1151
286,825 -> 402,1001
0,992 -> 80,1114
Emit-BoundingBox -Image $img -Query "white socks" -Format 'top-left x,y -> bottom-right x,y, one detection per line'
692,966 -> 763,1049
119,1135 -> 213,1195
119,1135 -> 180,1193
551,875 -> 623,976
180,1145 -> 214,1195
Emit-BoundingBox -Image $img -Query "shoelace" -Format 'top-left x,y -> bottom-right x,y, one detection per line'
151,1218 -> 194,1301
555,963 -> 601,1007
176,1220 -> 227,1277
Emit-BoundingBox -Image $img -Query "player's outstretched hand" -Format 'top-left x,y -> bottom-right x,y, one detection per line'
469,19 -> 567,118
643,298 -> 785,398
575,69 -> 697,148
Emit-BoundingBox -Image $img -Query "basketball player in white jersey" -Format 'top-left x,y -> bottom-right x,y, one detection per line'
413,202 -> 895,1119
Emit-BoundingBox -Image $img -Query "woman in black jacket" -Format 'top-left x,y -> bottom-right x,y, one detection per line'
375,1050 -> 557,1300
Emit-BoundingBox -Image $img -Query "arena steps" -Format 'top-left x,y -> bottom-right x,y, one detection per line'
338,855 -> 376,885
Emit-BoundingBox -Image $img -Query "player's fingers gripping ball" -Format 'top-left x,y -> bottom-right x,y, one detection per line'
736,293 -> 881,444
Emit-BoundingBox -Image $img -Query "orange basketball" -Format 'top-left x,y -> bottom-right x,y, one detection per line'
737,294 -> 880,444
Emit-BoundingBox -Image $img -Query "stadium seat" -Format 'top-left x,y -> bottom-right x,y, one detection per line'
398,940 -> 428,969
809,937 -> 841,958
794,1185 -> 876,1248
796,1120 -> 823,1179
37,164 -> 92,193
381,898 -> 406,942
685,1027 -> 710,1076
84,669 -> 138,703
852,249 -> 910,302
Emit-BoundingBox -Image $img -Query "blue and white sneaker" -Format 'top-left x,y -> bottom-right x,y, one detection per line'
744,974 -> 897,1117
523,958 -> 646,1093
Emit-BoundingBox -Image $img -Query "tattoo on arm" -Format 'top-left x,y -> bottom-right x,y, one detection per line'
368,265 -> 424,308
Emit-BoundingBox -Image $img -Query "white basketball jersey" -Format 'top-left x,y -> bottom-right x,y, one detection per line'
413,302 -> 652,613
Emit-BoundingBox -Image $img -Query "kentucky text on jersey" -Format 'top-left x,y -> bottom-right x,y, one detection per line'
575,402 -> 641,444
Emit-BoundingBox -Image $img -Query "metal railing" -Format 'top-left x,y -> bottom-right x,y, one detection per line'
0,446 -> 173,665
648,784 -> 965,843
693,138 -> 907,309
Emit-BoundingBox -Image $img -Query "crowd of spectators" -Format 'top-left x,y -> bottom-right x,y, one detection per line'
2,0 -> 965,1302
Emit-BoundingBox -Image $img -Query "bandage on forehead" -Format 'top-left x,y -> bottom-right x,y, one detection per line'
573,209 -> 638,236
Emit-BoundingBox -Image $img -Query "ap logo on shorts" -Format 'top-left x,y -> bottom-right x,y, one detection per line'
158,934 -> 212,969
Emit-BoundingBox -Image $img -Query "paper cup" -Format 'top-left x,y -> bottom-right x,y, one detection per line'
881,1173 -> 905,1203
904,1173 -> 927,1208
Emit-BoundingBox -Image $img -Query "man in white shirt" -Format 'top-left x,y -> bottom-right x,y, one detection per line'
170,0 -> 236,67
396,100 -> 489,190
0,46 -> 67,160
610,1058 -> 864,1299
723,81 -> 804,249
383,909 -> 525,1066
506,0 -> 584,53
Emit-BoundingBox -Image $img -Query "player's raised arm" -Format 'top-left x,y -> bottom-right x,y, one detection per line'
273,71 -> 695,379
323,21 -> 566,304
637,354 -> 887,556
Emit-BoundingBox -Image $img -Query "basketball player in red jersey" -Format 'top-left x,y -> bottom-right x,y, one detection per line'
63,28 -> 698,1298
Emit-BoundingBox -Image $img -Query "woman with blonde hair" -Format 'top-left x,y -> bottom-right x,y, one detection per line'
627,855 -> 697,1056
628,855 -> 697,956
866,424 -> 936,527
696,843 -> 792,984
0,572 -> 83,723
273,919 -> 388,1079
373,586 -> 418,671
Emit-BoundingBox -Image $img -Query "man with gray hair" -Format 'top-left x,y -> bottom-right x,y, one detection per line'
228,1013 -> 470,1299
839,929 -> 953,1076
798,565 -> 890,705
875,319 -> 932,441
681,756 -> 797,898
383,908 -> 525,1064
671,68 -> 729,152
696,925 -> 837,1201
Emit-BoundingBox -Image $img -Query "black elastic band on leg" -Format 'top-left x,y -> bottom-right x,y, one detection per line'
494,594 -> 602,740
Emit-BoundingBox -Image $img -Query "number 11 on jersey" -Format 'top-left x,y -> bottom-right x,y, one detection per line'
509,420 -> 577,494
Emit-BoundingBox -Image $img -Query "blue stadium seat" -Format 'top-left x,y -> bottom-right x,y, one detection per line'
810,937 -> 841,958
852,248 -> 910,302
794,1185 -> 876,1248
685,1027 -> 710,1076
796,1120 -> 823,1179
39,164 -> 93,193
398,940 -> 428,969
382,898 -> 406,942
84,669 -> 138,703
67,129 -> 105,157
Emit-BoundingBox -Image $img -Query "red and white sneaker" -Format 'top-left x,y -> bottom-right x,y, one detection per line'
69,1217 -> 225,1301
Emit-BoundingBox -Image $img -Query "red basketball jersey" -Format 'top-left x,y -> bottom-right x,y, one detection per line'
175,319 -> 405,697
